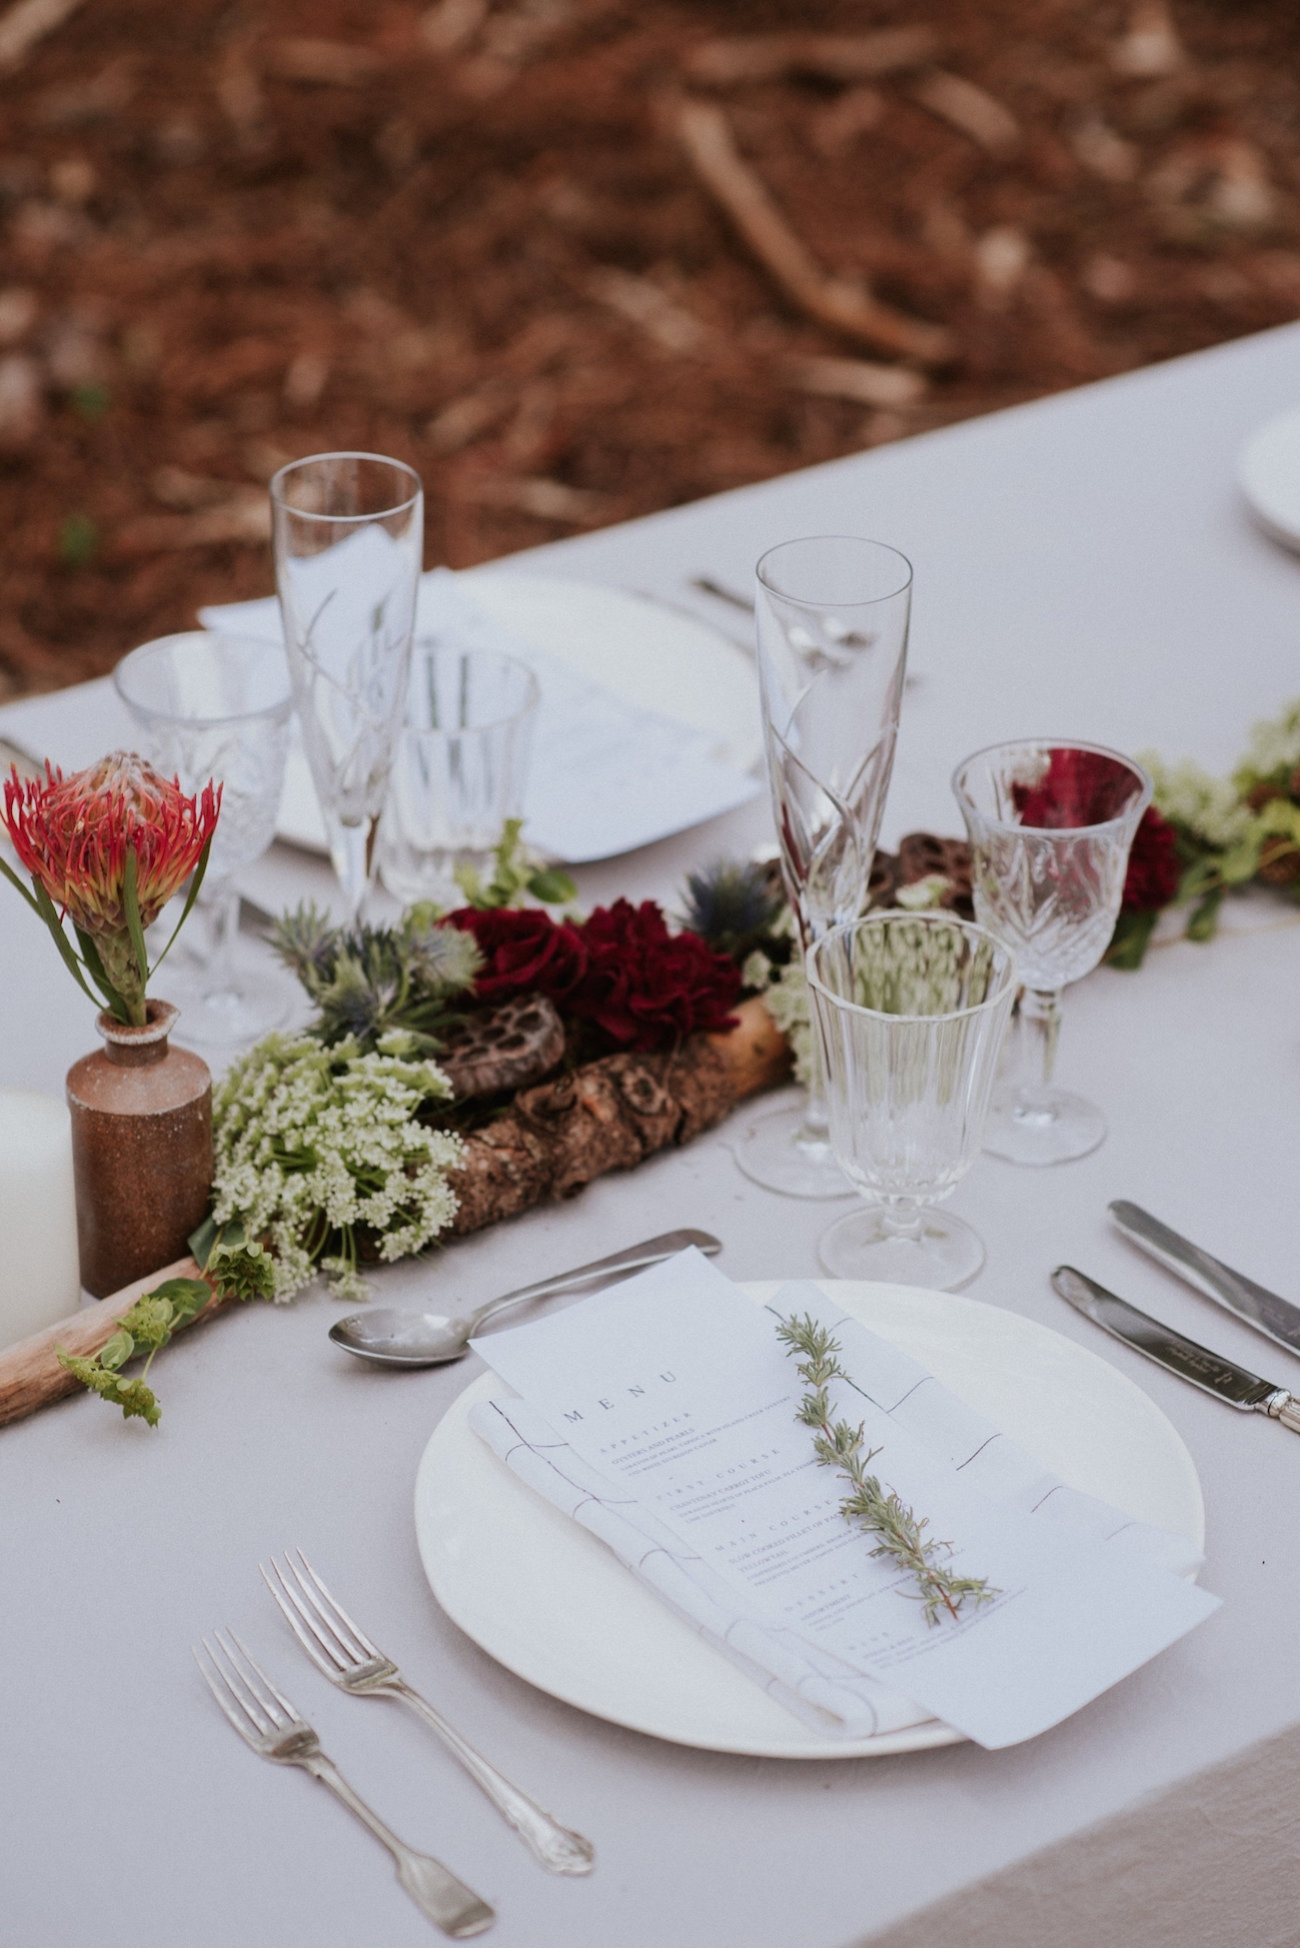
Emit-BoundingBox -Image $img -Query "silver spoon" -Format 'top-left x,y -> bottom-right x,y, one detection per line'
329,1229 -> 722,1368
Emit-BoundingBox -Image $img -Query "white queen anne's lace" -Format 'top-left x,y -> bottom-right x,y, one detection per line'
211,1031 -> 464,1302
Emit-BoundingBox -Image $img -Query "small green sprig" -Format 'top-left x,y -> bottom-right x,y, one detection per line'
776,1312 -> 996,1627
453,817 -> 576,910
56,1235 -> 274,1428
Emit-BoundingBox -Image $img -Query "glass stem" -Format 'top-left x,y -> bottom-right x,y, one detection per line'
880,1197 -> 924,1241
1019,987 -> 1063,1092
199,886 -> 240,1004
329,814 -> 378,921
796,952 -> 832,1149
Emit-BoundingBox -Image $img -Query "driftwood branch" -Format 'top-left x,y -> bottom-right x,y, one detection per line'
0,1256 -> 218,1428
675,98 -> 954,365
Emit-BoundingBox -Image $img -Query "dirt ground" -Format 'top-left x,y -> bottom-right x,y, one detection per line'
1,0 -> 1298,694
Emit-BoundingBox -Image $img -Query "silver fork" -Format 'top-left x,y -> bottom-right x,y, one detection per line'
262,1550 -> 594,1877
195,1629 -> 494,1939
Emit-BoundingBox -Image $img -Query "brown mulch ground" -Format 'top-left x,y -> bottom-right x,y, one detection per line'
1,0 -> 1298,695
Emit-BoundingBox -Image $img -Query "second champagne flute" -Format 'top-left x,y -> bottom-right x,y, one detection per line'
270,452 -> 423,919
737,534 -> 912,1198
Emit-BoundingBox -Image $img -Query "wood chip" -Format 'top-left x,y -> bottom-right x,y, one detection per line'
420,0 -> 488,54
114,491 -> 270,554
461,474 -> 609,523
0,0 -> 81,72
1112,1 -> 1186,79
0,355 -> 43,448
262,39 -> 386,87
676,97 -> 954,365
587,268 -> 708,353
912,71 -> 1020,154
787,355 -> 928,409
685,26 -> 937,88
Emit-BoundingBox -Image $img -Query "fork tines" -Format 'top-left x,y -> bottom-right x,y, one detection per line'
194,1627 -> 306,1744
262,1548 -> 381,1678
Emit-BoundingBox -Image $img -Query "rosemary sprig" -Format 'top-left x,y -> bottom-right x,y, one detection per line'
776,1313 -> 997,1626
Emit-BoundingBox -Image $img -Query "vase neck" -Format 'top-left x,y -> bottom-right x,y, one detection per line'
96,1000 -> 178,1067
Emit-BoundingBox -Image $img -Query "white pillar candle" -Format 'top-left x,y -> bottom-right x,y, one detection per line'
0,1090 -> 82,1351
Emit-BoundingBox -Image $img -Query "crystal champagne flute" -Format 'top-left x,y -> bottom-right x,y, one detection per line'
736,535 -> 912,1198
270,453 -> 423,919
952,738 -> 1152,1165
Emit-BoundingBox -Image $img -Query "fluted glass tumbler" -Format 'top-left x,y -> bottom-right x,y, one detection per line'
808,914 -> 1017,1289
378,645 -> 539,906
113,630 -> 293,1043
736,535 -> 912,1199
953,739 -> 1152,1166
270,452 -> 422,919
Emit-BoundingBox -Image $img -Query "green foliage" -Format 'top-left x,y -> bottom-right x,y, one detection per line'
270,902 -> 481,1054
777,1312 -> 997,1627
453,818 -> 576,910
55,1247 -> 270,1429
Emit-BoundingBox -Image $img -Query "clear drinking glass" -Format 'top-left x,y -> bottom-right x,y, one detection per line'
807,913 -> 1018,1289
952,739 -> 1152,1166
270,452 -> 423,919
113,631 -> 293,1044
378,645 -> 540,906
736,535 -> 912,1198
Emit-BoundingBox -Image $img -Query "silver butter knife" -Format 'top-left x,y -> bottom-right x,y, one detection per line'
1109,1199 -> 1300,1360
1052,1265 -> 1300,1432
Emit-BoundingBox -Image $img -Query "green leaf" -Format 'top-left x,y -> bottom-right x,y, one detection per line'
1104,908 -> 1158,971
98,1328 -> 135,1370
18,874 -> 106,1011
526,867 -> 577,905
1186,887 -> 1224,942
187,1212 -> 220,1270
113,1377 -> 160,1427
147,1277 -> 211,1325
150,830 -> 214,977
72,923 -> 129,1018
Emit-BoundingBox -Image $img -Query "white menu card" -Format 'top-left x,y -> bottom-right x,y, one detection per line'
469,1252 -> 1218,1750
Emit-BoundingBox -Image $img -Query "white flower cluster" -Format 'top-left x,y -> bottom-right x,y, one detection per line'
211,1032 -> 465,1303
1241,700 -> 1300,784
1141,752 -> 1253,851
745,949 -> 813,1087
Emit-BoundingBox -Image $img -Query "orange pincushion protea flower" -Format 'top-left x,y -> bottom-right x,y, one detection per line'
1,751 -> 221,1024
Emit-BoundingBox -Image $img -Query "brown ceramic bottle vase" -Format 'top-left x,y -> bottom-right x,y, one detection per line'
65,1000 -> 213,1299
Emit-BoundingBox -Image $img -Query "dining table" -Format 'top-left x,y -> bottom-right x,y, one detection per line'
3,317 -> 1300,1948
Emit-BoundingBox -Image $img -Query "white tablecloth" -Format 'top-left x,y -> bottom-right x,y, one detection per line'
3,323 -> 1300,1948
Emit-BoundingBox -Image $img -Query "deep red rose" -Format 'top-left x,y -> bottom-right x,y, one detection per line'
1011,748 -> 1141,829
569,898 -> 741,1052
443,906 -> 587,1005
1121,806 -> 1181,912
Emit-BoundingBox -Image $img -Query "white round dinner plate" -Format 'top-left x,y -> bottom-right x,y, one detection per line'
1238,405 -> 1300,554
274,572 -> 759,856
413,1279 -> 1205,1761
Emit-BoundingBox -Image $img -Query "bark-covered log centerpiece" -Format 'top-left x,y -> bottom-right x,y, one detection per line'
0,825 -> 975,1429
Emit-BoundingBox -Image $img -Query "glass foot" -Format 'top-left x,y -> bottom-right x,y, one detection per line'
163,967 -> 290,1048
817,1205 -> 985,1291
983,1086 -> 1106,1166
732,1099 -> 855,1200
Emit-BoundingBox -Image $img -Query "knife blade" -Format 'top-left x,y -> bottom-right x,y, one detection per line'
1109,1199 -> 1300,1361
1052,1265 -> 1300,1432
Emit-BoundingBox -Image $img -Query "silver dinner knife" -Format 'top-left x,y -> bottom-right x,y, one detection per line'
1052,1265 -> 1300,1431
1109,1199 -> 1300,1360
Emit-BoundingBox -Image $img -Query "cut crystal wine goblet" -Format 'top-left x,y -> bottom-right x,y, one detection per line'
113,630 -> 293,1045
952,739 -> 1152,1166
808,913 -> 1018,1289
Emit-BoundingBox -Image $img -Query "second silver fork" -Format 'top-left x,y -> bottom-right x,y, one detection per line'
262,1550 -> 594,1877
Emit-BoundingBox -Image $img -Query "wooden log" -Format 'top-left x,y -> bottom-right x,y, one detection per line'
675,98 -> 955,366
0,1255 -> 219,1429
